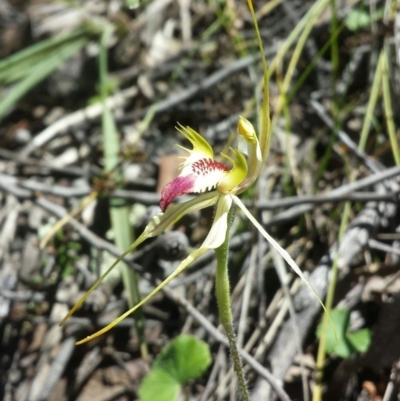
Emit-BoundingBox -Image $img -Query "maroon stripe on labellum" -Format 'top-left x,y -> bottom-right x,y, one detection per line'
191,158 -> 229,175
160,175 -> 196,212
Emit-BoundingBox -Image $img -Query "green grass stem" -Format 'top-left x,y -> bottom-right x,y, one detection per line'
242,0 -> 330,119
359,51 -> 383,152
330,0 -> 340,113
312,202 -> 350,401
289,24 -> 344,101
0,28 -> 89,80
99,27 -> 148,358
271,0 -> 329,131
0,37 -> 88,119
382,50 -> 400,165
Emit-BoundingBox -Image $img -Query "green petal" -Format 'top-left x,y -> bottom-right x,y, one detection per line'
74,195 -> 235,344
75,246 -> 209,344
218,149 -> 248,193
176,123 -> 214,160
238,116 -> 257,144
60,191 -> 219,329
150,191 -> 219,237
232,194 -> 337,341
202,195 -> 232,249
236,117 -> 262,192
59,228 -> 149,327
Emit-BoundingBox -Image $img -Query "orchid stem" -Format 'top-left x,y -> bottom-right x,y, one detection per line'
215,206 -> 249,401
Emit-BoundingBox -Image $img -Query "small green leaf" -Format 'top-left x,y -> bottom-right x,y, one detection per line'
345,9 -> 371,31
139,369 -> 181,401
347,329 -> 372,353
153,335 -> 212,384
332,337 -> 353,359
317,308 -> 352,358
139,335 -> 211,401
316,308 -> 372,359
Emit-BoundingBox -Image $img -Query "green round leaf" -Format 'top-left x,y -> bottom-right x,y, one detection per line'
347,329 -> 372,353
316,308 -> 351,357
317,308 -> 350,355
153,335 -> 212,384
317,308 -> 372,358
345,9 -> 371,31
139,369 -> 180,401
139,336 -> 211,401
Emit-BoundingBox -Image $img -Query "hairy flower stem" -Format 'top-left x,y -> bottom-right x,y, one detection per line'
215,206 -> 249,401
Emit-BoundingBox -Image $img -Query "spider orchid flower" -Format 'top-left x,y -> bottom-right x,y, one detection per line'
60,0 -> 329,345
59,117 -> 265,342
60,117 -> 327,345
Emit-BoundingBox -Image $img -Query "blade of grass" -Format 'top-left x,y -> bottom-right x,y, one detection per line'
279,21 -> 345,185
313,42 -> 387,395
275,62 -> 293,195
255,0 -> 283,19
315,0 -> 341,184
271,0 -> 330,131
209,0 -> 247,57
268,0 -> 332,194
242,0 -> 331,118
330,0 -> 340,111
0,27 -> 89,79
359,50 -> 383,152
382,49 -> 400,165
312,200 -> 351,401
99,26 -> 148,358
39,191 -> 99,249
0,37 -> 88,120
269,0 -> 330,76
288,23 -> 345,101
313,148 -> 355,401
